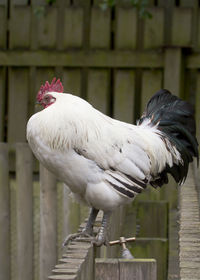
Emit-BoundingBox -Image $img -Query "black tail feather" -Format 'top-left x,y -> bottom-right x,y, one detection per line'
139,89 -> 199,186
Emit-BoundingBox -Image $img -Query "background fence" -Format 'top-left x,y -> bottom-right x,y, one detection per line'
0,0 -> 200,280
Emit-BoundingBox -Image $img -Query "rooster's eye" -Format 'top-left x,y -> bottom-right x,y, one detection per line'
44,95 -> 50,103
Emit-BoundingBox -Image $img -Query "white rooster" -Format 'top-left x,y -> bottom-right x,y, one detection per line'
27,78 -> 198,246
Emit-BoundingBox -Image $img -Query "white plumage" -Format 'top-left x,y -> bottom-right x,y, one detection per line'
27,79 -> 198,245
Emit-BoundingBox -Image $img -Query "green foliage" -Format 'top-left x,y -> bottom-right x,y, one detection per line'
46,0 -> 56,4
100,0 -> 152,19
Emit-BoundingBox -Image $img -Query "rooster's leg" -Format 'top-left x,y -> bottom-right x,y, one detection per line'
93,211 -> 111,247
63,207 -> 99,246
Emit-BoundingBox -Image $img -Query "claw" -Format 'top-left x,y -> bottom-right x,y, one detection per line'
62,230 -> 94,247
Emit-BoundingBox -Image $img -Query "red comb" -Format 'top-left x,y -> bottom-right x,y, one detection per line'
37,77 -> 64,102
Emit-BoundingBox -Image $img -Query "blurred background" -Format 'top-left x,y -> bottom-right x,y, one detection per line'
0,1 -> 200,280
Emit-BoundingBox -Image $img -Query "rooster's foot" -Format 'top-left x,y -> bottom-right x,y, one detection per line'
92,211 -> 111,247
62,230 -> 94,247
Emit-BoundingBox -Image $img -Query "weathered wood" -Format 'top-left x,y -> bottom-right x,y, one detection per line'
95,259 -> 119,280
143,8 -> 164,49
115,7 -> 137,49
140,69 -> 162,114
171,8 -> 192,47
16,143 -> 33,280
0,50 -> 164,67
137,201 -> 168,238
8,68 -> 29,143
95,259 -> 157,280
40,165 -> 57,280
9,6 -> 31,49
130,238 -> 168,280
113,70 -> 135,123
119,259 -> 157,280
87,69 -> 110,114
90,7 -> 111,49
63,7 -> 84,48
62,69 -> 82,96
195,72 -> 200,149
0,6 -> 6,49
0,68 -> 5,141
0,143 -> 10,280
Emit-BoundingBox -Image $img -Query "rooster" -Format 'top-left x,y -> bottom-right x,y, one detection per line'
27,78 -> 198,246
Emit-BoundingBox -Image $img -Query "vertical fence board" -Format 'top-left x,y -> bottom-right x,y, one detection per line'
0,6 -> 6,49
0,143 -> 10,280
10,6 -> 31,49
143,8 -> 164,49
8,68 -> 29,143
40,165 -> 57,280
164,48 -> 183,97
141,70 -> 162,114
171,8 -> 192,46
35,7 -> 57,49
113,70 -> 135,123
95,259 -> 119,280
0,68 -> 5,141
195,72 -> 200,150
13,0 -> 29,4
115,7 -> 137,49
16,143 -> 33,280
63,7 -> 84,48
62,69 -> 81,96
87,69 -> 110,114
90,7 -> 111,49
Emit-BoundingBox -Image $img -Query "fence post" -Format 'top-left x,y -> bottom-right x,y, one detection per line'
16,143 -> 33,280
95,259 -> 157,280
0,143 -> 10,280
40,165 -> 57,280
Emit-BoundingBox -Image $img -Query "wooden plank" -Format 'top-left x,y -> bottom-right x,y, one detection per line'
0,68 -> 5,141
195,72 -> 200,150
171,8 -> 192,47
40,165 -> 57,280
16,143 -> 33,280
87,69 -> 110,114
0,143 -> 10,280
130,238 -> 168,280
115,7 -> 137,49
13,0 -> 28,4
137,201 -> 168,238
63,7 -> 84,48
36,7 -> 57,49
140,69 -> 162,114
0,6 -> 6,49
119,259 -> 157,280
36,67 -> 55,95
62,69 -> 81,96
113,70 -> 135,123
8,68 -> 29,143
164,48 -> 182,97
9,6 -> 31,49
0,50 -> 164,68
95,259 -> 119,280
90,7 -> 111,49
143,8 -> 164,49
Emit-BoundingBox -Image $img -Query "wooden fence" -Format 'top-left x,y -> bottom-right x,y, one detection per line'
0,1 -> 200,280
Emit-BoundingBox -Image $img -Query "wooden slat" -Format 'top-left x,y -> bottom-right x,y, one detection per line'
62,69 -> 81,96
9,6 -> 31,49
16,143 -> 33,280
40,165 -> 57,280
113,70 -> 135,123
164,48 -> 182,97
95,259 -> 119,280
8,68 -> 29,143
140,69 -> 162,114
13,0 -> 28,5
0,50 -> 164,67
171,8 -> 192,47
115,7 -> 137,49
87,69 -> 110,114
90,7 -> 111,49
63,7 -> 84,48
0,6 -> 6,49
143,8 -> 164,49
36,67 -> 55,94
0,143 -> 10,280
36,7 -> 57,49
195,72 -> 200,150
119,259 -> 157,280
0,68 -> 5,141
